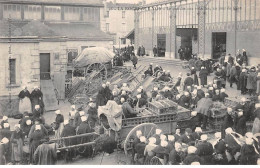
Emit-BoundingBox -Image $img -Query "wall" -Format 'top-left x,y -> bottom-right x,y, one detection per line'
0,42 -> 40,96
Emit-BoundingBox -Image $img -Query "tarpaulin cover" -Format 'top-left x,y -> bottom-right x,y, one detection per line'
98,100 -> 123,131
74,47 -> 114,67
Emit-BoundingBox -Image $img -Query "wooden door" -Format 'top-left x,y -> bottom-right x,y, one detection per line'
40,53 -> 50,80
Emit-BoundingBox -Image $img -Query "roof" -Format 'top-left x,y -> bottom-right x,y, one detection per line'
106,2 -> 138,8
125,29 -> 134,39
46,22 -> 113,40
0,0 -> 104,7
0,20 -> 113,41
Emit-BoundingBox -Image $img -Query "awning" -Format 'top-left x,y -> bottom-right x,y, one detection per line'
125,29 -> 134,39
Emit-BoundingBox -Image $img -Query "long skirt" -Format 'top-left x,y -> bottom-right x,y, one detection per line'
11,139 -> 23,162
55,123 -> 64,146
19,97 -> 32,114
252,118 -> 260,134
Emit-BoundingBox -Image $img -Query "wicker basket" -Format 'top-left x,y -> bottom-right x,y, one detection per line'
148,100 -> 178,115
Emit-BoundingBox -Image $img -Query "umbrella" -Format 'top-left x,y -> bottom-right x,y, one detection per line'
74,47 -> 114,68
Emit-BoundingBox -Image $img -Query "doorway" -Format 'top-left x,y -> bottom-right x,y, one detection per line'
212,32 -> 227,59
40,53 -> 51,80
157,34 -> 166,57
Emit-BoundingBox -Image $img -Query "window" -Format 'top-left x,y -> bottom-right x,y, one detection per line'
106,23 -> 110,32
121,38 -> 126,45
122,11 -> 125,18
9,59 -> 16,84
106,10 -> 109,17
122,23 -> 126,32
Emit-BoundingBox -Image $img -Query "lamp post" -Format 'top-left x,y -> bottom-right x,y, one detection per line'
233,0 -> 239,56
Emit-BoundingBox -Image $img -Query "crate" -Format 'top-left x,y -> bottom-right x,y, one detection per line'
148,100 -> 178,115
122,108 -> 191,128
224,97 -> 240,108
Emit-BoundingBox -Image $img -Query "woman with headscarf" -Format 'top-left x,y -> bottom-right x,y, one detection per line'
10,124 -> 24,165
53,110 -> 64,145
30,86 -> 44,113
96,84 -> 107,108
144,137 -> 157,164
199,67 -> 208,87
18,86 -> 32,114
29,125 -> 45,164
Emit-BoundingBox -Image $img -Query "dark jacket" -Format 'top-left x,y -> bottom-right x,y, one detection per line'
34,142 -> 57,165
183,153 -> 202,165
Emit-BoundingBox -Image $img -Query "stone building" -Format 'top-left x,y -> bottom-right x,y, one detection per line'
102,0 -> 137,46
134,0 -> 260,62
0,0 -> 113,115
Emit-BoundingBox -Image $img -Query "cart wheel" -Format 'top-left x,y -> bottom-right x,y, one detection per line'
123,123 -> 158,156
150,156 -> 162,165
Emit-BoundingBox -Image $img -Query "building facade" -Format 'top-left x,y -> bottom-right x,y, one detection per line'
0,0 -> 113,115
135,0 -> 260,63
102,0 -> 137,46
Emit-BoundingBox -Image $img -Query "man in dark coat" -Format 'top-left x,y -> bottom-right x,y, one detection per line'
121,98 -> 138,118
190,127 -> 202,142
178,92 -> 191,109
30,86 -> 44,112
61,120 -> 77,162
183,73 -> 194,91
169,143 -> 183,165
199,67 -> 208,87
104,82 -> 113,101
131,52 -> 138,69
239,69 -> 248,94
87,103 -> 98,128
219,88 -> 228,102
134,136 -> 146,164
213,132 -> 228,165
241,49 -> 248,66
196,86 -> 205,99
153,45 -> 158,57
183,146 -> 202,165
180,128 -> 192,145
212,90 -> 221,102
235,98 -> 251,121
132,130 -> 142,163
221,108 -> 234,139
196,134 -> 214,165
234,111 -> 247,136
0,124 -> 12,163
239,138 -> 258,165
173,128 -> 181,142
96,84 -> 107,108
34,139 -> 57,165
33,105 -> 42,121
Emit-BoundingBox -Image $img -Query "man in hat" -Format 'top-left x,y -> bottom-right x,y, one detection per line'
196,134 -> 214,165
33,137 -> 57,165
180,128 -> 192,145
199,67 -> 208,87
196,93 -> 213,129
183,73 -> 194,91
235,97 -> 251,121
178,92 -> 191,109
131,51 -> 138,69
144,63 -> 153,77
152,140 -> 170,165
61,120 -> 76,162
241,49 -> 248,66
22,119 -> 32,138
183,146 -> 202,165
121,98 -> 138,119
30,86 -> 44,112
221,108 -> 234,139
153,45 -> 158,57
234,110 -> 247,136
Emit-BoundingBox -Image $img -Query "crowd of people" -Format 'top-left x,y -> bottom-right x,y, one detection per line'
131,127 -> 260,165
0,47 -> 260,165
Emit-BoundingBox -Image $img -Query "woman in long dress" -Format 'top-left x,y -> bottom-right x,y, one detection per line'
10,124 -> 24,164
18,86 -> 32,114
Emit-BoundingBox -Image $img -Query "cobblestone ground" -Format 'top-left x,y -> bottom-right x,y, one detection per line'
4,57 -> 249,165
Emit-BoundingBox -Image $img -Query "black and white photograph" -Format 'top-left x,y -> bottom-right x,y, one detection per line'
0,0 -> 260,165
